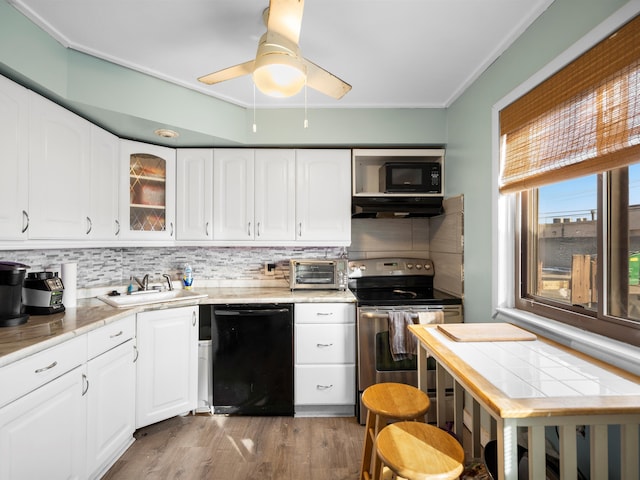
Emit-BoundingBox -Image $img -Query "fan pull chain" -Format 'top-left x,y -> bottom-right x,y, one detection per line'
252,83 -> 257,133
303,80 -> 309,129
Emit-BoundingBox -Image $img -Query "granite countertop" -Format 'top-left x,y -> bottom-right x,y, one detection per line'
0,287 -> 356,368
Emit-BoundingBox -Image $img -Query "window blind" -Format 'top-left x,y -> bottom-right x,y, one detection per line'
499,14 -> 640,194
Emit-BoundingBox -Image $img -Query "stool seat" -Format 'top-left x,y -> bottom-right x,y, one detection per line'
362,382 -> 430,419
360,383 -> 431,480
376,421 -> 465,480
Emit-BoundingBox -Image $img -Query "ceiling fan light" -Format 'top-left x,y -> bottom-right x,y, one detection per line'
253,53 -> 306,97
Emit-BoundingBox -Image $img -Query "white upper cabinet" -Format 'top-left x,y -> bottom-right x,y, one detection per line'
295,149 -> 351,243
209,148 -> 348,244
0,75 -> 29,240
213,149 -> 255,240
28,92 -> 91,239
89,126 -> 120,240
254,149 -> 296,241
119,140 -> 176,240
176,149 -> 214,241
212,149 -> 296,242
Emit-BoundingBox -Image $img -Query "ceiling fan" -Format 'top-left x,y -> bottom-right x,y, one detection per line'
198,0 -> 351,99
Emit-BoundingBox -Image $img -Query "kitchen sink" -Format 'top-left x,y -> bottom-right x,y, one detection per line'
98,289 -> 207,308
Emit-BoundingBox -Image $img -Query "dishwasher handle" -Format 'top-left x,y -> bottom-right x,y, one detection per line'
215,308 -> 291,316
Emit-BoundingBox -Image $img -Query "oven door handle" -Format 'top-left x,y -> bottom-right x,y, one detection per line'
360,312 -> 420,320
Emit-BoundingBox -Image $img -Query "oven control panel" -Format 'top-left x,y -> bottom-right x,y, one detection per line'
349,258 -> 434,277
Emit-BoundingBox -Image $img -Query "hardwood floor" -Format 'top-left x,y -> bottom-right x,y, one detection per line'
103,414 -> 365,480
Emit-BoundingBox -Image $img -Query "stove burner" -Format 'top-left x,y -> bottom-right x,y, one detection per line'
392,289 -> 417,298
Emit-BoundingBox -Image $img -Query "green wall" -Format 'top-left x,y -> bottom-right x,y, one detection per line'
446,0 -> 631,322
0,0 -> 446,147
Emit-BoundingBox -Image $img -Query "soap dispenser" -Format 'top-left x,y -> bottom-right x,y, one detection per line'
183,264 -> 193,290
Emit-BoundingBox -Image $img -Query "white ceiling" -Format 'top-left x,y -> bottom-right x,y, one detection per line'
7,0 -> 554,109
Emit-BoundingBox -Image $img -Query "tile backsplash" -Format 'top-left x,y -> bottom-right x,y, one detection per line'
2,196 -> 463,299
1,246 -> 344,293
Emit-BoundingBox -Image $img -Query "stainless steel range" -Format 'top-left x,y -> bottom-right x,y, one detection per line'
348,257 -> 462,424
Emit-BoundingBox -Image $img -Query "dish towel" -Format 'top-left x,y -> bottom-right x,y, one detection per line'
417,311 -> 444,325
388,311 -> 417,361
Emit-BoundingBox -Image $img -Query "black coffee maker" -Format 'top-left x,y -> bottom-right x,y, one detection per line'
0,261 -> 29,327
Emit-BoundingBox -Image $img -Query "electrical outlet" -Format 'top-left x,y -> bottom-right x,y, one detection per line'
264,262 -> 276,276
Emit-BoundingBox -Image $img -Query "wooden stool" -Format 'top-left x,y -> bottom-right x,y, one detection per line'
375,421 -> 464,480
359,383 -> 430,480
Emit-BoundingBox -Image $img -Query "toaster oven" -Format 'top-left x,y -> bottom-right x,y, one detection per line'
289,259 -> 348,290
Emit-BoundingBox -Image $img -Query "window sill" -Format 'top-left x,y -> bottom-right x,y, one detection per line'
495,307 -> 640,376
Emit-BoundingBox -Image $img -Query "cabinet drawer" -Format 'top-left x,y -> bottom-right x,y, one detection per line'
0,335 -> 87,408
295,323 -> 355,364
294,365 -> 355,405
87,315 -> 136,360
295,303 -> 355,324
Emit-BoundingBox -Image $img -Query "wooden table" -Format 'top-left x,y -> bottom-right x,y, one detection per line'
409,323 -> 640,479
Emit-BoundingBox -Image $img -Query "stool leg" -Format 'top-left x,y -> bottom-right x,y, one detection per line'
371,415 -> 388,480
372,439 -> 383,480
360,410 -> 376,480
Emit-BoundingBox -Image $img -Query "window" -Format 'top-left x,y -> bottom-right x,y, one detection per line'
517,167 -> 640,346
500,14 -> 640,347
524,175 -> 598,311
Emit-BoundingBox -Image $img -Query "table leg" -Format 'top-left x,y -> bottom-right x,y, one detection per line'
417,345 -> 428,393
472,398 -> 482,458
454,381 -> 464,442
621,423 -> 639,479
528,425 -> 546,480
436,361 -> 447,428
559,424 -> 578,479
497,418 -> 519,480
590,424 -> 608,479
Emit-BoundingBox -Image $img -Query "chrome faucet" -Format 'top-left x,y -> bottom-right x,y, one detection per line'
162,273 -> 173,291
134,274 -> 149,291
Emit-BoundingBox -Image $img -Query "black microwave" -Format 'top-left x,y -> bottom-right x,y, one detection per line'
379,162 -> 442,194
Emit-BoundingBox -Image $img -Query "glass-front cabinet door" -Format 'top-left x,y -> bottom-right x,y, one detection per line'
119,140 -> 175,240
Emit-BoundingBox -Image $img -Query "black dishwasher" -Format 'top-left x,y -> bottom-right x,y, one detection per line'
209,304 -> 293,416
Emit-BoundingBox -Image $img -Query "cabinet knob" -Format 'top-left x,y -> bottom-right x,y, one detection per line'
114,219 -> 120,236
86,216 -> 93,235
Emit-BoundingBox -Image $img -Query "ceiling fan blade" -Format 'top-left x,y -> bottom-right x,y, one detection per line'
197,60 -> 255,85
266,0 -> 304,44
303,59 -> 352,100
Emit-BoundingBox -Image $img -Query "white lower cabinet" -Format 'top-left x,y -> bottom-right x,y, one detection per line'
294,303 -> 356,417
136,306 -> 198,428
86,315 -> 136,480
0,307 -> 201,479
0,336 -> 87,480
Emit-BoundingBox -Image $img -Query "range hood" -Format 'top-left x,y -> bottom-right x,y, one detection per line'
351,196 -> 444,218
